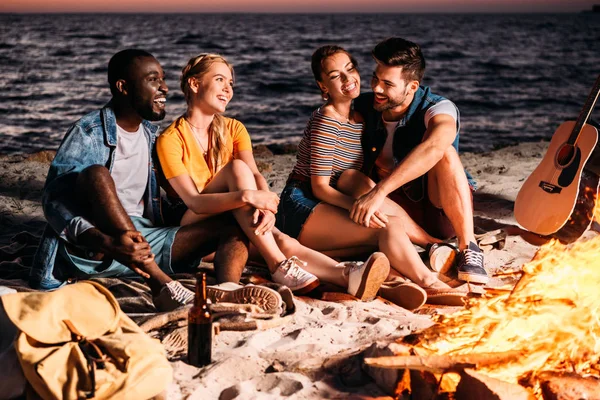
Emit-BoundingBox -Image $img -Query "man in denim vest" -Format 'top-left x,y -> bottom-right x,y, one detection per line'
352,38 -> 488,285
31,49 -> 250,310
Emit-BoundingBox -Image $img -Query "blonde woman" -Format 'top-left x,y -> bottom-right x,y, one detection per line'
156,53 -> 390,299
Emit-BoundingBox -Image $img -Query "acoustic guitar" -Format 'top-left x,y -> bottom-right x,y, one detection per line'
514,75 -> 600,243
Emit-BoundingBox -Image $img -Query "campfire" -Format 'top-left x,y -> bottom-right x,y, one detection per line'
366,209 -> 600,398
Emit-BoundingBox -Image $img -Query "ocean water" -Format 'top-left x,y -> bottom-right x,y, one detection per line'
0,13 -> 599,154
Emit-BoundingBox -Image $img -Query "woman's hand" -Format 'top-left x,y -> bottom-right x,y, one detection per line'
243,189 -> 279,213
252,209 -> 276,235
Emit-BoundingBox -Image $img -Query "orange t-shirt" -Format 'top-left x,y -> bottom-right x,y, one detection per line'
157,116 -> 252,198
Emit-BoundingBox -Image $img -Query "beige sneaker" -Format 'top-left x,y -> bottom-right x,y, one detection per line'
271,256 -> 320,295
207,282 -> 283,315
342,252 -> 390,301
378,278 -> 427,311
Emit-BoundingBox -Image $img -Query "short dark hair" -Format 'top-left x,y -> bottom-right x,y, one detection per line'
372,38 -> 425,83
311,45 -> 359,82
107,49 -> 154,95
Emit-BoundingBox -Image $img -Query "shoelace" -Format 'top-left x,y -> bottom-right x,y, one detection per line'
341,261 -> 364,276
462,249 -> 484,267
280,256 -> 308,279
167,281 -> 195,304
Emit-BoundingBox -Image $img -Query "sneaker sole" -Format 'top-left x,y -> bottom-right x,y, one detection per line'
354,252 -> 390,301
291,278 -> 320,296
379,282 -> 427,311
430,246 -> 458,274
206,285 -> 282,314
458,271 -> 489,285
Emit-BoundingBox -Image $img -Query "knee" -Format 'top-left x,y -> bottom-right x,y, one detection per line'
220,213 -> 250,243
383,216 -> 406,235
77,165 -> 111,187
229,159 -> 253,176
436,147 -> 462,171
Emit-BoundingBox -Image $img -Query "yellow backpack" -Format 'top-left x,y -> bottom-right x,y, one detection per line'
1,281 -> 172,400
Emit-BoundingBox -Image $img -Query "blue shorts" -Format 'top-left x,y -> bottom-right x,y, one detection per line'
275,180 -> 321,239
58,216 -> 181,279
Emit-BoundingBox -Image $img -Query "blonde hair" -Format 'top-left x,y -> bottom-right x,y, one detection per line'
181,53 -> 234,175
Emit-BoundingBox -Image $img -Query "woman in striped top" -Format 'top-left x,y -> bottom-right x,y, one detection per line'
277,45 -> 454,308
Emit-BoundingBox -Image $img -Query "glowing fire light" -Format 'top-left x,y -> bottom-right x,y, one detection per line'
413,233 -> 600,394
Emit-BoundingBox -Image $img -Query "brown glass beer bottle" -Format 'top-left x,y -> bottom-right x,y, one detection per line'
188,272 -> 212,367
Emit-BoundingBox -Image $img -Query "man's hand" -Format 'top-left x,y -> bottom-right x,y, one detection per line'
104,231 -> 154,278
252,209 -> 276,235
350,188 -> 389,228
243,190 -> 279,213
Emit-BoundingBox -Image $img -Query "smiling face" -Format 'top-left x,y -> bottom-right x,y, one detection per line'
318,52 -> 360,102
125,56 -> 168,121
189,61 -> 234,115
370,60 -> 418,115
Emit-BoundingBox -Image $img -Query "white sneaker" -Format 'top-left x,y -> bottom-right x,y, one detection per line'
152,280 -> 194,312
271,256 -> 320,295
342,252 -> 390,301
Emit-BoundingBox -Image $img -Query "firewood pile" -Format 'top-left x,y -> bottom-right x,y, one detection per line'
362,236 -> 600,399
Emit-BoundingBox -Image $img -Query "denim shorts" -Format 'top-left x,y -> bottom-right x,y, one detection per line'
57,216 -> 180,279
275,180 -> 321,239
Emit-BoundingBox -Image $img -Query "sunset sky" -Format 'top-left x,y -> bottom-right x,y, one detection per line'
1,0 -> 596,13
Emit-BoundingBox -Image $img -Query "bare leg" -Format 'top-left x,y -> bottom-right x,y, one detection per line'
271,229 -> 347,287
174,213 -> 249,283
181,160 -> 287,273
76,165 -> 172,294
428,147 -> 476,250
298,203 -> 447,288
336,169 -> 439,247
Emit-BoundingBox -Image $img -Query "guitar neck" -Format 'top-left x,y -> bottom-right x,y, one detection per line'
569,75 -> 600,145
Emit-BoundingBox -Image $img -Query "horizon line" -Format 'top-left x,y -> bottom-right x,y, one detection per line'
0,10 -> 593,14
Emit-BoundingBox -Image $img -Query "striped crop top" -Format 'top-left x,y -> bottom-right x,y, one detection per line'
291,109 -> 364,187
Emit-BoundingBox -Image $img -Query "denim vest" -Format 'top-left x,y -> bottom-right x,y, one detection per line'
30,103 -> 163,290
354,86 -> 476,196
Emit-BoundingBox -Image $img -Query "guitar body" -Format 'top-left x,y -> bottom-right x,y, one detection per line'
514,121 -> 599,242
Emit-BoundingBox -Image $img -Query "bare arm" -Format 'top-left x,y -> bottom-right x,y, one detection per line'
351,114 -> 457,226
167,174 -> 248,214
377,114 -> 457,196
311,175 -> 355,210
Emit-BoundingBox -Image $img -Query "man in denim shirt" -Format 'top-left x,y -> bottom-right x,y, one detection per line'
351,38 -> 488,285
31,49 -> 249,310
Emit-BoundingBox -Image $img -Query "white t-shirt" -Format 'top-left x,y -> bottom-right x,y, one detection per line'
66,124 -> 149,242
112,124 -> 149,217
375,100 -> 458,179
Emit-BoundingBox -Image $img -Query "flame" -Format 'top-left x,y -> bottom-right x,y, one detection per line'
413,234 -> 600,393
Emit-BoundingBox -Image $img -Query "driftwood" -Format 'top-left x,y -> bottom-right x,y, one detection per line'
539,371 -> 600,400
456,369 -> 536,400
140,306 -> 191,332
139,303 -> 290,333
364,350 -> 525,373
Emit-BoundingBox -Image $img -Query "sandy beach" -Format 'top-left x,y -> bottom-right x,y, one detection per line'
0,142 -> 563,398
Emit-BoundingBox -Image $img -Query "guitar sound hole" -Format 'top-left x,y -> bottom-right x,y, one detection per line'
556,144 -> 576,167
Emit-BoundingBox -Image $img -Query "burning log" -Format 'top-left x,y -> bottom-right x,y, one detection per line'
456,369 -> 535,400
538,371 -> 600,400
364,350 -> 525,373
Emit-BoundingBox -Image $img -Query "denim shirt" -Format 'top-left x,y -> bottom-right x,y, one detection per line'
354,86 -> 476,193
30,102 -> 163,290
